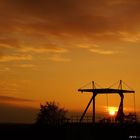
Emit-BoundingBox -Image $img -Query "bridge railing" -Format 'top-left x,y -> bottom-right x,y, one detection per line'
68,116 -> 93,123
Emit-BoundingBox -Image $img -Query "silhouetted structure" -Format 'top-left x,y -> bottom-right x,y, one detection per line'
78,80 -> 135,123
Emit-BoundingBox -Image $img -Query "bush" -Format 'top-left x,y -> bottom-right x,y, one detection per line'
36,101 -> 68,125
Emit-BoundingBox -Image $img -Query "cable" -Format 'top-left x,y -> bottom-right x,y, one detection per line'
94,82 -> 103,88
79,81 -> 92,89
122,81 -> 134,91
106,94 -> 109,111
79,81 -> 103,89
108,80 -> 120,88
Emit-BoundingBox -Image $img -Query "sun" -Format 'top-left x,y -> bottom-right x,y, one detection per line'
107,107 -> 117,116
109,110 -> 115,116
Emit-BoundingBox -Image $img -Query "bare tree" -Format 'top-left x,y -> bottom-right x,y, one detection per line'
36,101 -> 68,125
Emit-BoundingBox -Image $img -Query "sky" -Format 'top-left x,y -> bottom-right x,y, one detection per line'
0,0 -> 140,123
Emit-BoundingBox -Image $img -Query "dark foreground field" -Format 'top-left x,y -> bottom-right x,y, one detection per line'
0,123 -> 140,140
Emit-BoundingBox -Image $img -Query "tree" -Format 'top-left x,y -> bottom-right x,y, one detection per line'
36,101 -> 68,125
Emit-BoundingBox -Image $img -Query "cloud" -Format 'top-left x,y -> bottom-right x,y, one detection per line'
0,81 -> 19,94
78,44 -> 99,49
0,67 -> 10,72
0,0 -> 140,59
0,102 -> 38,123
78,44 -> 116,55
118,32 -> 140,43
0,0 -> 140,36
0,44 -> 13,49
0,54 -> 32,62
48,54 -> 71,62
18,46 -> 68,53
19,64 -> 36,68
0,95 -> 35,102
89,48 -> 115,55
0,36 -> 69,63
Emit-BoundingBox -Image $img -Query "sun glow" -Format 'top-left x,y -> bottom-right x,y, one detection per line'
107,107 -> 117,116
109,110 -> 115,116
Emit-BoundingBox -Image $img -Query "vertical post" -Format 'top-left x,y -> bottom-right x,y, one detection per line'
115,93 -> 124,123
93,94 -> 95,123
119,80 -> 122,89
92,81 -> 95,89
133,93 -> 136,114
92,81 -> 96,123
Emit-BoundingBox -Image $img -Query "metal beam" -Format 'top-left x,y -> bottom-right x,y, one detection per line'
80,95 -> 93,122
78,88 -> 135,94
92,94 -> 95,123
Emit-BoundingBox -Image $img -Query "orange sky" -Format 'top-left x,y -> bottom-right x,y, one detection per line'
0,0 -> 140,123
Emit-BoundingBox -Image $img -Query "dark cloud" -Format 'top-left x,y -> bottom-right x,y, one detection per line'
0,95 -> 35,102
0,0 -> 140,58
0,102 -> 38,123
0,0 -> 140,35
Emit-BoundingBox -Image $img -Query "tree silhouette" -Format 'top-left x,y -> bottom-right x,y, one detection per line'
36,101 -> 68,125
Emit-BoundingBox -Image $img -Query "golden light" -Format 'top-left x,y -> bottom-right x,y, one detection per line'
109,110 -> 115,116
107,106 -> 117,116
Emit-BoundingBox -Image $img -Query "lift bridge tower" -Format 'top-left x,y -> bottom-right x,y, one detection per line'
78,80 -> 135,123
